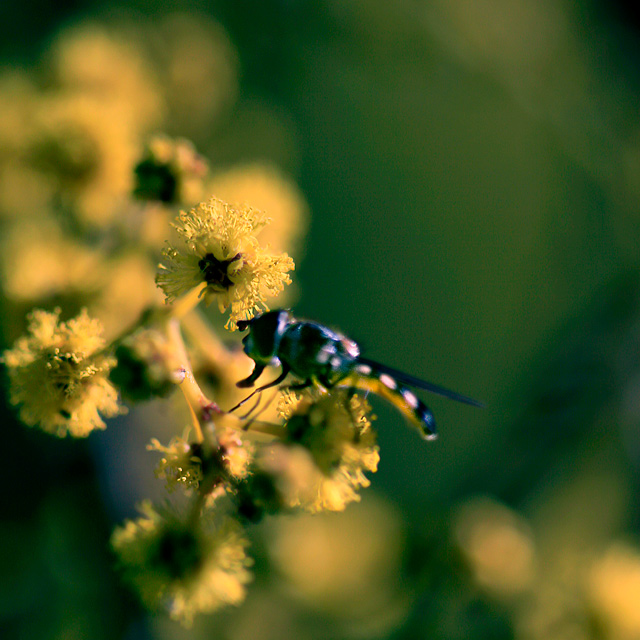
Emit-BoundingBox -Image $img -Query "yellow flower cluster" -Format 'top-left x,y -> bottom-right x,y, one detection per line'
111,502 -> 252,626
0,15 -> 393,630
284,393 -> 380,513
2,308 -> 123,437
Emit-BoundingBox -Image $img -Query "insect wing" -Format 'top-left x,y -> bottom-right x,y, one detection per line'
356,357 -> 484,408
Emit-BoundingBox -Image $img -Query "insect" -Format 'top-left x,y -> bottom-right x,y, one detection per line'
233,310 -> 482,440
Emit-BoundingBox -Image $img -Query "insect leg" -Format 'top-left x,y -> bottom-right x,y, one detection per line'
236,362 -> 267,388
237,392 -> 263,420
241,386 -> 282,431
229,364 -> 291,413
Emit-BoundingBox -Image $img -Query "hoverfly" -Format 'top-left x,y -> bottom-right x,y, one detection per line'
233,310 -> 482,440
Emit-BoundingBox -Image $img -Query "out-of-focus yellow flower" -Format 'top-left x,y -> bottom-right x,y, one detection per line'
156,198 -> 294,329
0,71 -> 37,154
0,72 -> 53,219
0,161 -> 55,220
2,308 -> 123,437
1,219 -> 104,302
134,134 -> 208,205
111,502 -> 252,626
50,23 -> 164,131
588,542 -> 640,640
30,93 -> 139,226
208,163 -> 309,258
454,497 -> 536,597
150,13 -> 238,136
516,570 -> 592,640
268,497 -> 408,631
89,252 -> 161,340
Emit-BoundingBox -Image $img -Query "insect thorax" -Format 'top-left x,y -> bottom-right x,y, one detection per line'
278,322 -> 358,382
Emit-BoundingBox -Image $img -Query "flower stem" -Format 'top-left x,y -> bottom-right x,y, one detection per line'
170,282 -> 206,321
165,317 -> 217,444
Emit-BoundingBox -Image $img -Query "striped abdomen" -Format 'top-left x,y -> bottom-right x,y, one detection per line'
342,362 -> 437,440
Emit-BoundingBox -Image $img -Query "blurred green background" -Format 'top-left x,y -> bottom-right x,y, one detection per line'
4,1 -> 640,638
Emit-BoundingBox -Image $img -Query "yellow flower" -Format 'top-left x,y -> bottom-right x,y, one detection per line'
454,497 -> 536,597
2,308 -> 123,437
285,391 -> 379,478
30,93 -> 139,226
1,218 -> 104,302
268,497 -> 407,630
111,502 -> 252,626
152,13 -> 239,136
134,134 -> 208,205
50,23 -> 164,131
156,198 -> 294,329
286,393 -> 379,513
236,392 -> 380,517
148,427 -> 253,495
589,542 -> 640,639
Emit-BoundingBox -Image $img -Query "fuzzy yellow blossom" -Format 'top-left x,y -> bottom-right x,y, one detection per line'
286,392 -> 379,477
0,73 -> 52,219
111,502 -> 252,626
149,427 -> 255,495
589,542 -> 640,639
247,393 -> 379,514
269,498 -> 406,626
152,13 -> 239,136
0,71 -> 37,154
454,497 -> 536,596
30,93 -> 139,226
2,308 -> 123,437
50,23 -> 164,130
156,198 -> 294,328
1,219 -> 104,302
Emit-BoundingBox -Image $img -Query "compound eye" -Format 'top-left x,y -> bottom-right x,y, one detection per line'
236,319 -> 251,332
